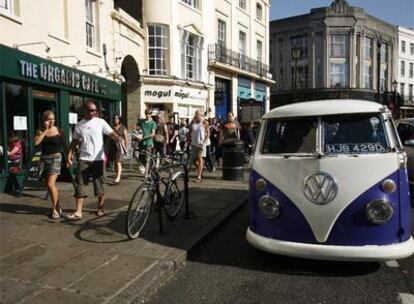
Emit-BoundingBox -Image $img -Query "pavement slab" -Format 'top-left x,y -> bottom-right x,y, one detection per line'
0,168 -> 248,303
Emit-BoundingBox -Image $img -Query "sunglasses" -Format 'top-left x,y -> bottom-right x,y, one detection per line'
88,108 -> 97,112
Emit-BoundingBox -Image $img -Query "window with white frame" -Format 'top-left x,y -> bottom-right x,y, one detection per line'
256,40 -> 263,62
85,0 -> 96,49
331,34 -> 348,57
148,24 -> 169,76
400,83 -> 405,96
217,19 -> 226,48
330,63 -> 348,88
401,40 -> 406,53
364,65 -> 372,89
0,0 -> 12,13
181,30 -> 202,80
401,60 -> 405,76
329,34 -> 349,88
363,37 -> 373,89
256,3 -> 263,21
181,0 -> 200,10
239,0 -> 246,10
380,44 -> 388,91
364,37 -> 373,59
411,43 -> 414,55
410,62 -> 413,78
409,84 -> 413,101
239,31 -> 246,56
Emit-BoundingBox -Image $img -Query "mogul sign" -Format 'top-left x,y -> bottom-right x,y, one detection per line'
143,85 -> 208,103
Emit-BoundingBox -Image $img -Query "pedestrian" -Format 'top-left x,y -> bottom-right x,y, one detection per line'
66,101 -> 120,220
107,114 -> 128,184
167,117 -> 179,155
34,110 -> 66,219
209,117 -> 220,166
219,111 -> 241,144
178,121 -> 189,152
154,114 -> 169,156
204,119 -> 216,171
131,123 -> 144,172
189,110 -> 206,183
138,108 -> 157,177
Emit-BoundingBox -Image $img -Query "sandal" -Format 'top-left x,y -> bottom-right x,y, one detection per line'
194,177 -> 202,183
95,209 -> 105,217
51,211 -> 60,219
65,213 -> 82,221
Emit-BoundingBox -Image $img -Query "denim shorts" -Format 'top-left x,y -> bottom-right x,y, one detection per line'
41,153 -> 62,177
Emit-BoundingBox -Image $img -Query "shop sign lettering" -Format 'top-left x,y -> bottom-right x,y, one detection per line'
19,60 -> 106,95
144,86 -> 207,102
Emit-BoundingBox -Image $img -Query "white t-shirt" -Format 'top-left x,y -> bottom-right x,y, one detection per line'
191,121 -> 205,146
73,117 -> 113,161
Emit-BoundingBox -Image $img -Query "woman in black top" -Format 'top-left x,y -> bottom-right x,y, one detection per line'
34,110 -> 65,219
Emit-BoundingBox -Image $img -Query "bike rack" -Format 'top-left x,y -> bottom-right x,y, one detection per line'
156,162 -> 194,235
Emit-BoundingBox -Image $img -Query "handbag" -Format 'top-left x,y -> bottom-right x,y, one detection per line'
154,133 -> 165,143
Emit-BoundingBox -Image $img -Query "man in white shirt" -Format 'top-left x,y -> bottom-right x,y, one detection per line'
66,101 -> 120,220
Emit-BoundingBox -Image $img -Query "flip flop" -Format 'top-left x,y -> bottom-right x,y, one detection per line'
51,211 -> 61,219
95,209 -> 106,217
194,177 -> 202,183
65,213 -> 82,221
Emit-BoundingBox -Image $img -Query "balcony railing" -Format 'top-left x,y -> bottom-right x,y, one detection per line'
208,44 -> 270,78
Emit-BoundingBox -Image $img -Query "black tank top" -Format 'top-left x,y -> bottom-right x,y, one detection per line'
41,135 -> 62,155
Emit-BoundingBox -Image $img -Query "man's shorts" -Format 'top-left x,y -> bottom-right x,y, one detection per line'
74,160 -> 105,198
190,144 -> 204,164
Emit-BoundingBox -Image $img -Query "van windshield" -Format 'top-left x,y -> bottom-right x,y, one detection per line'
323,114 -> 390,154
262,118 -> 317,154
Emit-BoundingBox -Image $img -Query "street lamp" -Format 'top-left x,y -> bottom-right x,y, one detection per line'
291,47 -> 301,93
376,37 -> 384,104
391,80 -> 398,117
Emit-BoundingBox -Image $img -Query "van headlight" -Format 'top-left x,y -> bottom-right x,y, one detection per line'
258,195 -> 280,219
365,199 -> 394,224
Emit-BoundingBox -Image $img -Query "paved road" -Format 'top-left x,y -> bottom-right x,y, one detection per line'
144,205 -> 414,304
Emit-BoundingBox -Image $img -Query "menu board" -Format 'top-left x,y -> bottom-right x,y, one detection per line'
240,104 -> 263,123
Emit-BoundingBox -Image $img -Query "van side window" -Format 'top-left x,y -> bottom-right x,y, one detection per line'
262,118 -> 317,154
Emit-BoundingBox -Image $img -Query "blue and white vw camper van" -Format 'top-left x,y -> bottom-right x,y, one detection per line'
247,100 -> 414,261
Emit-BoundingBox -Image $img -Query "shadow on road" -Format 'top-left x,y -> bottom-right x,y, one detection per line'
188,206 -> 381,277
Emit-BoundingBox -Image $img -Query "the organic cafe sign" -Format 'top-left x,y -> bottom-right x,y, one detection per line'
18,60 -> 107,95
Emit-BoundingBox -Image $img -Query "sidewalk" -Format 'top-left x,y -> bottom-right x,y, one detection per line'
0,167 -> 248,304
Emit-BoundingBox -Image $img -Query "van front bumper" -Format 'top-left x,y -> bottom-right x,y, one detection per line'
246,227 -> 414,261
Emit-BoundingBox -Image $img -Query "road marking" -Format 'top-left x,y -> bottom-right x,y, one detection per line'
399,293 -> 414,304
385,260 -> 399,268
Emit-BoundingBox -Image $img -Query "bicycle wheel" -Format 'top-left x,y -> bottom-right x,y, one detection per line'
164,171 -> 186,220
125,184 -> 153,239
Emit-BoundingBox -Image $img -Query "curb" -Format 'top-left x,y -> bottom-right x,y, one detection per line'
111,193 -> 248,303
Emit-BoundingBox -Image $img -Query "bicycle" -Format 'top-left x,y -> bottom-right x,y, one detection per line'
125,150 -> 188,239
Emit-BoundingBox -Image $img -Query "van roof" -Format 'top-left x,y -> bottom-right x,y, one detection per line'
263,100 -> 387,119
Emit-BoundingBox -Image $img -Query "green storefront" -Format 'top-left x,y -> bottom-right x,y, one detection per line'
0,44 -> 121,193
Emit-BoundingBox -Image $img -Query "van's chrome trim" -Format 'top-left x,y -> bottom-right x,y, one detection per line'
246,227 -> 414,261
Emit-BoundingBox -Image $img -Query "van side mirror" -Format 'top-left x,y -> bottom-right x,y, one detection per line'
404,139 -> 414,147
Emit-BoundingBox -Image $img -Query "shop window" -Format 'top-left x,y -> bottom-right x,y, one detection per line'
0,90 -> 4,174
5,83 -> 29,169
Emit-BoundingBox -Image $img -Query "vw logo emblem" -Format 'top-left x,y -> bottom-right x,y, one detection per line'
303,172 -> 338,205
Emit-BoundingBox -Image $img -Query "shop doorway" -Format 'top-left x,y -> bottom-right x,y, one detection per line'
214,78 -> 231,121
33,99 -> 57,131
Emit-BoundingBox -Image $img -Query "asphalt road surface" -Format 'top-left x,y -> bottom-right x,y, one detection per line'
144,205 -> 414,304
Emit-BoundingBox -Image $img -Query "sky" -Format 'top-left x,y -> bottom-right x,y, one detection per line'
269,0 -> 414,28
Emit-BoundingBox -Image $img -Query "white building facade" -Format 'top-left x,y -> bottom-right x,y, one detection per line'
0,0 -> 145,128
140,0 -> 274,123
207,0 -> 274,122
139,0 -> 211,121
397,26 -> 414,105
